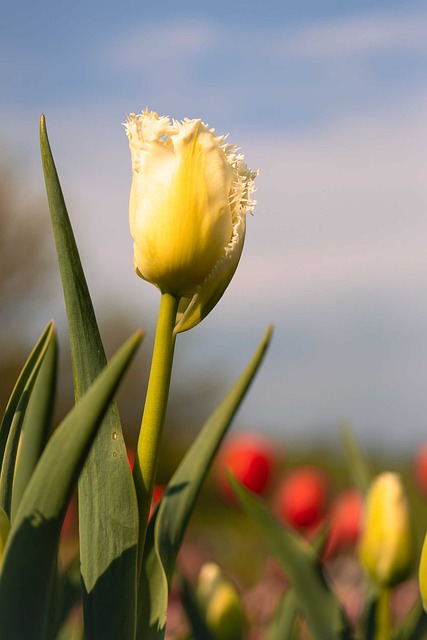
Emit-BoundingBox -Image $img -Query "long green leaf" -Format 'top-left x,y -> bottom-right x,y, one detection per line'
0,330 -> 142,640
0,323 -> 56,519
229,477 -> 352,640
137,326 -> 272,639
11,327 -> 57,521
267,529 -> 335,640
267,590 -> 299,640
40,114 -> 140,640
0,322 -> 53,469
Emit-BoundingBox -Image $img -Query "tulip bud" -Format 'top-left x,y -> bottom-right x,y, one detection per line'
196,562 -> 246,640
125,110 -> 257,332
359,472 -> 412,587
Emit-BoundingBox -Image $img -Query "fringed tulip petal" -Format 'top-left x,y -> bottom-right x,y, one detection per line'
125,110 -> 257,329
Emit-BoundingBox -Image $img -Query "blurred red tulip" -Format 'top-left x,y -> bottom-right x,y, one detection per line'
215,433 -> 276,500
150,484 -> 165,518
127,447 -> 136,471
126,447 -> 163,518
61,498 -> 77,539
275,466 -> 329,529
323,487 -> 363,559
414,442 -> 427,496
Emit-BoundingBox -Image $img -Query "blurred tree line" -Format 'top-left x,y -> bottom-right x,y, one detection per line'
0,164 -> 53,411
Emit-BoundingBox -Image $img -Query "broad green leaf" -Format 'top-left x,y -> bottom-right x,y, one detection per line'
40,115 -> 139,640
229,477 -> 352,640
339,422 -> 374,494
0,323 -> 56,519
0,331 -> 142,640
137,326 -> 272,640
11,327 -> 57,521
0,322 -> 54,469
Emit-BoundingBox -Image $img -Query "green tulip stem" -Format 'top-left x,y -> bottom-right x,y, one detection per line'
375,587 -> 391,640
133,292 -> 179,574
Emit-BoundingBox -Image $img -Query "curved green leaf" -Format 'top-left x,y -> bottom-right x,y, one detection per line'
229,477 -> 352,640
40,115 -> 140,640
0,323 -> 56,519
137,326 -> 273,639
0,322 -> 54,469
0,330 -> 142,640
11,327 -> 57,521
267,590 -> 299,640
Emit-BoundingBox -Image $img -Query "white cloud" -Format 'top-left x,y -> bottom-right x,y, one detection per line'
97,9 -> 427,134
108,9 -> 427,73
108,20 -> 219,69
271,11 -> 427,59
230,101 -> 427,309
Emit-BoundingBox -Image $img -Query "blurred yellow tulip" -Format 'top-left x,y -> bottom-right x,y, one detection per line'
196,562 -> 247,640
359,472 -> 412,587
125,110 -> 257,332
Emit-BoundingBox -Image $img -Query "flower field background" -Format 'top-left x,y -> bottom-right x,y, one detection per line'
157,439 -> 427,639
57,432 -> 427,639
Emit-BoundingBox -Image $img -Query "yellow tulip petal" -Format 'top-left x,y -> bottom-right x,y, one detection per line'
125,110 -> 257,319
174,213 -> 246,333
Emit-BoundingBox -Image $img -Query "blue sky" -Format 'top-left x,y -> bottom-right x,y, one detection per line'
2,1 -> 427,451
